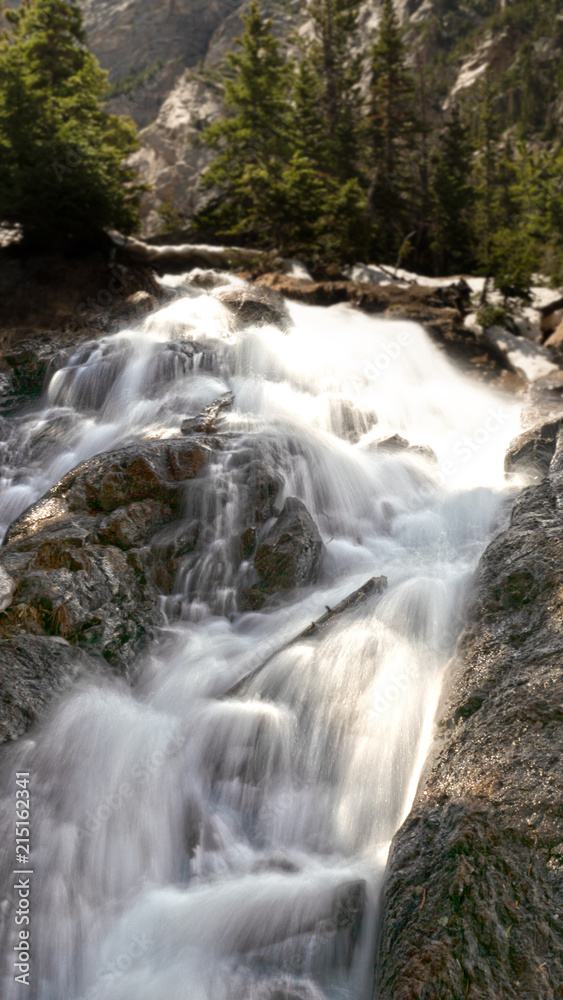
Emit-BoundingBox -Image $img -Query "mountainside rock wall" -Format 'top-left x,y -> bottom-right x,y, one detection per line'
375,421 -> 563,999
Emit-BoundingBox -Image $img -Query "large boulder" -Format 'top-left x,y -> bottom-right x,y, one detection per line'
375,440 -> 563,999
0,438 -> 210,742
213,284 -> 292,330
243,497 -> 324,609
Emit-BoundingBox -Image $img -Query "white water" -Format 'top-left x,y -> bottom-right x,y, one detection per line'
0,275 -> 521,1000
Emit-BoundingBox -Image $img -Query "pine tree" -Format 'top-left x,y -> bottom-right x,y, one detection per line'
431,105 -> 476,274
474,77 -> 499,297
0,0 -> 143,245
193,0 -> 368,262
368,0 -> 419,259
192,0 -> 292,242
303,0 -> 364,179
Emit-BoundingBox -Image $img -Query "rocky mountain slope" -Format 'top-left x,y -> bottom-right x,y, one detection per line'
76,0 -> 563,235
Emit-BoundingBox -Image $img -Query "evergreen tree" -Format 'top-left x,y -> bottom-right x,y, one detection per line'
192,1 -> 292,241
368,0 -> 419,259
0,0 -> 143,245
431,105 -> 476,274
302,0 -> 364,178
193,0 -> 367,262
473,77 -> 499,296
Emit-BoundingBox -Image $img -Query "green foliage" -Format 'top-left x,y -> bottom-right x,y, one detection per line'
475,303 -> 508,329
106,58 -> 166,100
193,0 -> 367,262
302,0 -> 364,179
189,0 -> 563,292
431,106 -> 475,273
0,0 -> 144,245
367,0 -> 420,258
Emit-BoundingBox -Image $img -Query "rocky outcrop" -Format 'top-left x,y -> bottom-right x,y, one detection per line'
505,418 -> 562,482
479,324 -> 559,383
213,283 -> 292,330
0,438 -> 210,742
375,429 -> 563,999
243,497 -> 324,611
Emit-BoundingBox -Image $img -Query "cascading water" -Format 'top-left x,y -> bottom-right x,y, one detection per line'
0,273 -> 522,1000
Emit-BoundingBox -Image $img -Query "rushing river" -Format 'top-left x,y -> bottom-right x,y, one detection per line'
0,274 -> 521,1000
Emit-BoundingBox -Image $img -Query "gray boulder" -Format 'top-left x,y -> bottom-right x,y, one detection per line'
243,497 -> 324,609
505,418 -> 562,481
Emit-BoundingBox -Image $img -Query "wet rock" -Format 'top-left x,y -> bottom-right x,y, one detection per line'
505,418 -> 562,481
330,397 -> 378,443
214,284 -> 292,330
0,635 -> 107,743
368,434 -> 438,462
246,497 -> 324,606
0,439 -> 212,740
376,436 -> 563,1000
181,392 -> 234,435
96,500 -> 174,549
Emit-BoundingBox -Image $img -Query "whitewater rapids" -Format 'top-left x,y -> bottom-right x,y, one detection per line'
0,273 -> 521,1000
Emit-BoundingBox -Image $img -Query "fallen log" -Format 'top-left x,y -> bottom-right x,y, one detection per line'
110,232 -> 270,273
225,575 -> 388,698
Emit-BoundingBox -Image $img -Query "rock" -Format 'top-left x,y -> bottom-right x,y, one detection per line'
522,370 -> 563,428
508,312 -> 543,344
480,324 -> 560,382
0,565 -> 15,611
181,393 -> 234,435
0,634 -> 108,744
330,397 -> 378,444
248,497 -> 324,604
368,434 -> 437,462
96,500 -> 174,549
545,320 -> 563,359
540,309 -> 563,336
0,439 -> 211,739
109,290 -> 156,326
213,284 -> 292,330
505,419 -> 562,481
375,439 -> 563,1000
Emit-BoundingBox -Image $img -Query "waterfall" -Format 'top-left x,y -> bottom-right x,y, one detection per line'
0,273 -> 521,1000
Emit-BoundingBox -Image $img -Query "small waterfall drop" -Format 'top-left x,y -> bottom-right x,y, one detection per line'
0,273 -> 521,1000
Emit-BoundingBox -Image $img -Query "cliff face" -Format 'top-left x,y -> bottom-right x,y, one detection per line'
75,0 -> 563,235
375,417 -> 563,998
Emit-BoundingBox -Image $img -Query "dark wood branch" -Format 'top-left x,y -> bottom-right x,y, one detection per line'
224,575 -> 388,698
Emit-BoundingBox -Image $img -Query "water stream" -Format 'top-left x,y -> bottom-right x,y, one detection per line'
0,274 -> 521,1000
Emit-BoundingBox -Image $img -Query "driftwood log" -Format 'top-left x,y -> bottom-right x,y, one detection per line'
225,575 -> 388,698
110,232 -> 270,273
